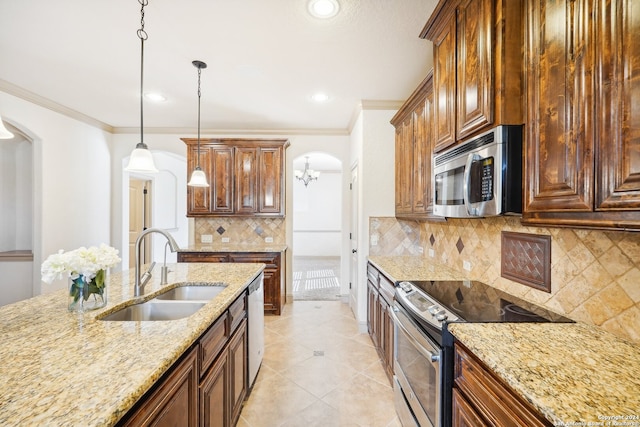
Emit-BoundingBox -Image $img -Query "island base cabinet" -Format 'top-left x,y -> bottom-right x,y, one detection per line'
118,348 -> 198,427
200,318 -> 248,427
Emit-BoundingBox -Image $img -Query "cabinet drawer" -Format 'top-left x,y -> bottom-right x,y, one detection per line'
177,252 -> 229,263
367,263 -> 380,287
379,274 -> 395,305
228,252 -> 278,269
229,293 -> 246,334
199,313 -> 228,378
454,343 -> 552,427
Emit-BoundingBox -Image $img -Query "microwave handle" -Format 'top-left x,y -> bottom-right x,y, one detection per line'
463,153 -> 479,216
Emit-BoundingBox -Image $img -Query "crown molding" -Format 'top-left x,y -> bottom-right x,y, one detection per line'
112,127 -> 350,136
347,100 -> 404,132
0,79 -> 114,133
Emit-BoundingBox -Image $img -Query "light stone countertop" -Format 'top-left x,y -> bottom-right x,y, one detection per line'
448,322 -> 640,425
368,255 -> 469,282
368,255 -> 640,426
0,262 -> 264,427
180,243 -> 287,253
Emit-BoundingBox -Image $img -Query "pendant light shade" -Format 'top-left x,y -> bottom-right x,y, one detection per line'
188,60 -> 209,187
187,168 -> 209,187
0,115 -> 14,139
125,0 -> 158,174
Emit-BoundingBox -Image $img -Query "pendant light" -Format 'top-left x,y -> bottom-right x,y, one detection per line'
187,60 -> 209,187
0,115 -> 14,139
125,0 -> 158,173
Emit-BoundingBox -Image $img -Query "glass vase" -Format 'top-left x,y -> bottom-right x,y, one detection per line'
68,271 -> 107,312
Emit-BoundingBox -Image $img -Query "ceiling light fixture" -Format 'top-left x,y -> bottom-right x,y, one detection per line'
125,0 -> 158,173
294,156 -> 320,187
307,0 -> 340,18
311,92 -> 330,103
187,60 -> 209,187
0,115 -> 14,139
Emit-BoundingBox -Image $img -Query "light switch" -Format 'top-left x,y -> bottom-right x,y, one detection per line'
221,237 -> 230,243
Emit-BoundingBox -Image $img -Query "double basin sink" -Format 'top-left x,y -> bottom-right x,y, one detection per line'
99,283 -> 226,322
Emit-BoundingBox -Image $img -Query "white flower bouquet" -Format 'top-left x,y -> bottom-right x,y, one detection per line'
41,244 -> 121,311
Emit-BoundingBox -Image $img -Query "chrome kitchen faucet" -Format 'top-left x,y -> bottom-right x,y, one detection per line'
134,228 -> 180,296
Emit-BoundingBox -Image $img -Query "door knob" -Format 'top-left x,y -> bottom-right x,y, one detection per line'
352,249 -> 357,253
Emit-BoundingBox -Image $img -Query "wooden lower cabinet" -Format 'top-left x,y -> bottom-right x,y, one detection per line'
178,251 -> 285,315
119,348 -> 198,427
366,262 -> 395,385
453,343 -> 552,427
119,292 -> 249,427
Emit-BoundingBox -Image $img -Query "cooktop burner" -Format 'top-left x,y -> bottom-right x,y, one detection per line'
406,280 -> 572,323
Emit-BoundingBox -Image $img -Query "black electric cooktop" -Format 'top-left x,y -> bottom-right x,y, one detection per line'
408,280 -> 573,323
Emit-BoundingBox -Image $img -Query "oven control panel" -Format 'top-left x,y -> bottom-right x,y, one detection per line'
396,281 -> 459,329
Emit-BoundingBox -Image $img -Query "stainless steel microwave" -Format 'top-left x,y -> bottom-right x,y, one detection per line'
433,125 -> 523,218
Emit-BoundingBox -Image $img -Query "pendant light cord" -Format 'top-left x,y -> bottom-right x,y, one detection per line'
197,65 -> 202,169
137,0 -> 149,149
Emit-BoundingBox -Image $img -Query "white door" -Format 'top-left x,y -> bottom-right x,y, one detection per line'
128,179 -> 151,269
349,164 -> 359,314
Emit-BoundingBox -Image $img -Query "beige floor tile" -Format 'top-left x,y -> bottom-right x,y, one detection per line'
240,301 -> 396,426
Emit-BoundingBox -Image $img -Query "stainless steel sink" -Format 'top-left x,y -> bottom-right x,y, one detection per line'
154,284 -> 226,301
99,301 -> 206,321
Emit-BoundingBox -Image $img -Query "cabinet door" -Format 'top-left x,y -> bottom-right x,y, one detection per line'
433,12 -> 457,152
379,297 -> 394,384
395,116 -> 414,215
200,350 -> 229,427
228,253 -> 282,315
412,95 -> 431,214
524,0 -> 593,213
121,348 -> 198,427
258,147 -> 283,214
187,146 -> 213,215
229,319 -> 248,426
211,146 -> 235,214
367,281 -> 379,348
452,387 -> 488,427
456,0 -> 493,140
595,0 -> 640,210
235,147 -> 258,214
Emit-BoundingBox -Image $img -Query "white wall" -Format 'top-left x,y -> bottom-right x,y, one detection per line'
350,108 -> 397,327
293,170 -> 342,256
0,91 -> 112,296
0,136 -> 32,251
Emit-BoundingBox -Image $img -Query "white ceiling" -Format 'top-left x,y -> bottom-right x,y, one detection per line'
0,0 -> 437,133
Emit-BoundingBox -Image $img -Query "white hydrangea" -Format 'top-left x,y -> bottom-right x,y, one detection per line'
41,244 -> 122,284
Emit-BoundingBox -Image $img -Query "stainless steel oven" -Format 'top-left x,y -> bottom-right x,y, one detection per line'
391,301 -> 442,427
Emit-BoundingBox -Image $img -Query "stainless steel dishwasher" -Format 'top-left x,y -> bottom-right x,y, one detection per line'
247,273 -> 264,387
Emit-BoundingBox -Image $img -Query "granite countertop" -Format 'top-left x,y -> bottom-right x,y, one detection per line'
368,255 -> 469,282
368,255 -> 640,426
180,243 -> 288,253
0,262 -> 264,427
448,322 -> 640,425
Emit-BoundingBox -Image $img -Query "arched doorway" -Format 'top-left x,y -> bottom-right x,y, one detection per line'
292,152 -> 342,300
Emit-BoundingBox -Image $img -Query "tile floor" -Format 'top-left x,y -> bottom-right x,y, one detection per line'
238,300 -> 401,427
292,257 -> 342,301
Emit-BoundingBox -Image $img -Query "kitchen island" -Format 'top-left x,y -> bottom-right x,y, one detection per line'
368,255 -> 640,426
0,262 -> 264,427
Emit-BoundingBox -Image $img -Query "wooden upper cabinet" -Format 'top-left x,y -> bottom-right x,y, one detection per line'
183,138 -> 289,217
522,0 -> 640,229
391,72 -> 439,221
422,0 -> 523,153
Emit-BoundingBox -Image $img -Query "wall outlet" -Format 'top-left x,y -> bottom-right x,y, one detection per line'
221,237 -> 230,243
417,246 -> 424,254
265,237 -> 274,243
370,235 -> 378,246
463,260 -> 472,271
201,234 -> 213,243
428,248 -> 435,258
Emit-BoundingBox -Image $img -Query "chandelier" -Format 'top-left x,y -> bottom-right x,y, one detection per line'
294,156 -> 320,187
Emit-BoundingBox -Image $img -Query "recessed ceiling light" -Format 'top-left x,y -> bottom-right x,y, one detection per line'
311,92 -> 330,102
307,0 -> 340,19
144,92 -> 167,102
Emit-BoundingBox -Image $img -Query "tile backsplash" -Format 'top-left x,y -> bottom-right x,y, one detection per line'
195,218 -> 286,245
370,216 -> 640,343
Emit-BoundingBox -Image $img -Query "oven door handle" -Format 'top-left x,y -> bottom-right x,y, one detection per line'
391,307 -> 440,365
463,153 -> 480,217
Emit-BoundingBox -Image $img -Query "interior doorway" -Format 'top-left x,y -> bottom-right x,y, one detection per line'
128,178 -> 152,269
292,152 -> 343,301
349,163 -> 359,314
